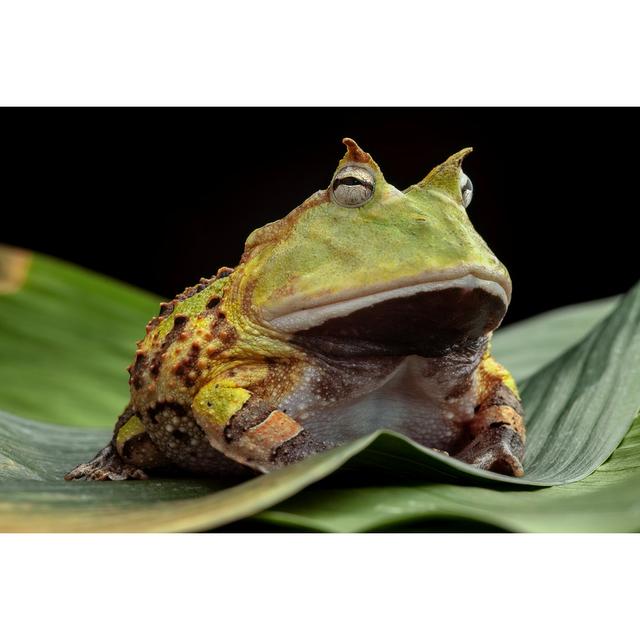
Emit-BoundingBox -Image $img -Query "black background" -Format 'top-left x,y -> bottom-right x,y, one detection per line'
3,108 -> 638,325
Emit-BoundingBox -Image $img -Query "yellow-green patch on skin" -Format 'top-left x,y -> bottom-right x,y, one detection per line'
154,278 -> 229,341
481,351 -> 519,397
193,380 -> 251,428
214,268 -> 302,360
115,415 -> 146,454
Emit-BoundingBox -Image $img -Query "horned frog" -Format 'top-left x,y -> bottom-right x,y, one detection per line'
66,138 -> 525,482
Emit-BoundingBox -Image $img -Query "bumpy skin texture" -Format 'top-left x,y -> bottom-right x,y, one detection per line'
66,138 -> 525,481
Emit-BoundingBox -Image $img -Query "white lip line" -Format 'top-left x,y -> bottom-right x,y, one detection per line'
268,274 -> 509,333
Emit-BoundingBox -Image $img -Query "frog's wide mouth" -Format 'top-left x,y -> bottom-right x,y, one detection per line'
265,269 -> 510,357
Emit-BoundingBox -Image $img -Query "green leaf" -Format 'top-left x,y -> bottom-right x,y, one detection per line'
492,297 -> 618,382
0,246 -> 157,426
1,246 -> 639,532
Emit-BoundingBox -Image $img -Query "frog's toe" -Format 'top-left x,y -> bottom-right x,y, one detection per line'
470,447 -> 524,477
456,424 -> 525,477
65,444 -> 148,481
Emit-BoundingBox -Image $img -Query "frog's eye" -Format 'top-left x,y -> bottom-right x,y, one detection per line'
331,165 -> 376,208
460,171 -> 473,207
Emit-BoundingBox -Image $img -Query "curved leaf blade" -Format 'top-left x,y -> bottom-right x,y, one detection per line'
492,297 -> 618,382
0,246 -> 157,426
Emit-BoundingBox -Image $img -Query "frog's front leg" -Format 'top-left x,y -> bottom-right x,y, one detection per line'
192,379 -> 326,472
65,404 -> 167,481
455,359 -> 526,477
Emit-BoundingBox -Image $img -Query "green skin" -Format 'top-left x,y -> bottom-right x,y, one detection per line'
66,138 -> 526,482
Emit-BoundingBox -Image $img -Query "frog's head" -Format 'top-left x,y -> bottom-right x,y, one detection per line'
241,138 -> 511,356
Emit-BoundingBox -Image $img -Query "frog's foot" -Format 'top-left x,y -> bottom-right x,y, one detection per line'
456,422 -> 524,477
64,443 -> 148,481
456,383 -> 526,477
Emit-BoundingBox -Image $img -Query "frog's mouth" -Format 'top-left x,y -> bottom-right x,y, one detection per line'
266,271 -> 510,357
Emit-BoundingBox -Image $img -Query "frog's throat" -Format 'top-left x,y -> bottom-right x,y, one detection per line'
265,268 -> 510,334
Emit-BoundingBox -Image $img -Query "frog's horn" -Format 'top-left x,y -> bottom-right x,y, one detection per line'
337,138 -> 381,173
342,138 -> 371,164
411,147 -> 473,200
